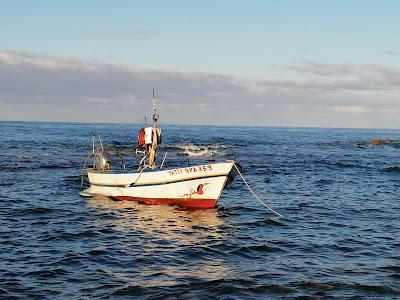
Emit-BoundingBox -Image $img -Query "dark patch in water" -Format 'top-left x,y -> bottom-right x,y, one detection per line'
25,268 -> 67,277
13,207 -> 58,216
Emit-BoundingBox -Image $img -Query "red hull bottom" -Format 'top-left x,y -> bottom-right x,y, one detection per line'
111,196 -> 218,209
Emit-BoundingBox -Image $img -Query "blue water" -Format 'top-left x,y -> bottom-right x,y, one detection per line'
0,121 -> 399,299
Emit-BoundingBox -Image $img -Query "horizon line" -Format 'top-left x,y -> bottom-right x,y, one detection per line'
1,118 -> 399,131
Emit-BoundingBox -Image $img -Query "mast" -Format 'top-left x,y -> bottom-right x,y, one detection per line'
147,90 -> 159,168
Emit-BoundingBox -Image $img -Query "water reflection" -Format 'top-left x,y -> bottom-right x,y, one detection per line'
87,196 -> 226,245
86,196 -> 234,287
104,259 -> 234,288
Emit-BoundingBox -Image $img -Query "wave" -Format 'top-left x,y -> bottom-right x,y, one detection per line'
106,145 -> 136,154
176,142 -> 229,157
384,166 -> 400,173
353,139 -> 400,148
24,268 -> 67,277
104,142 -> 232,157
12,207 -> 58,216
41,230 -> 99,241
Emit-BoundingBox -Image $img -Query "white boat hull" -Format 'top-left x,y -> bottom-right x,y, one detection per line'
80,161 -> 240,209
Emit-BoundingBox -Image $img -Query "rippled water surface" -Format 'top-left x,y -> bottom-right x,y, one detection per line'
1,121 -> 399,299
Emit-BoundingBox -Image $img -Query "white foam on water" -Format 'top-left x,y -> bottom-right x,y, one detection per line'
178,142 -> 227,157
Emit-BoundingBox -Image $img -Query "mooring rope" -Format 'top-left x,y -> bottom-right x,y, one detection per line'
233,163 -> 285,219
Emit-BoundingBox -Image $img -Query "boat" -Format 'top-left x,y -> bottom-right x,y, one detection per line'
79,91 -> 241,209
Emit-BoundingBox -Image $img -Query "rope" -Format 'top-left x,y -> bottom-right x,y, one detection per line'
233,163 -> 285,219
128,166 -> 147,187
80,151 -> 94,189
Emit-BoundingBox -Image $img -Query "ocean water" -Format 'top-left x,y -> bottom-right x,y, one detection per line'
0,121 -> 399,299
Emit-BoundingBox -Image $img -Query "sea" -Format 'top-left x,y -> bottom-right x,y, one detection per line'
0,121 -> 399,299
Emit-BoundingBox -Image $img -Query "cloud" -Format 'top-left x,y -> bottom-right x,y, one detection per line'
327,106 -> 373,113
0,51 -> 400,127
287,61 -> 355,77
0,51 -> 116,72
0,51 -> 244,102
382,50 -> 400,56
287,61 -> 400,87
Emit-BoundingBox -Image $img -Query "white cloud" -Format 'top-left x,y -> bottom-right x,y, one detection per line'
329,106 -> 373,113
0,51 -> 400,127
194,102 -> 210,107
0,51 -> 121,72
82,97 -> 109,104
287,61 -> 400,91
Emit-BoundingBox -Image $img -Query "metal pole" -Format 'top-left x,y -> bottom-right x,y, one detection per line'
160,152 -> 168,170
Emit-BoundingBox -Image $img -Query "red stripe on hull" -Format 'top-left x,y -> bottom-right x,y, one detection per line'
111,196 -> 217,209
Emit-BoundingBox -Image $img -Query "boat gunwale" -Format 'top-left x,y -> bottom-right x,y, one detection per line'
86,160 -> 238,186
89,173 -> 230,188
85,160 -> 237,175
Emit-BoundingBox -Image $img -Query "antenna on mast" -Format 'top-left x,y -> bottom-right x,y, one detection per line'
152,89 -> 159,126
152,89 -> 156,114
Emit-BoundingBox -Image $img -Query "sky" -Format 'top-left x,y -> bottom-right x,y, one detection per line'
1,0 -> 400,128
